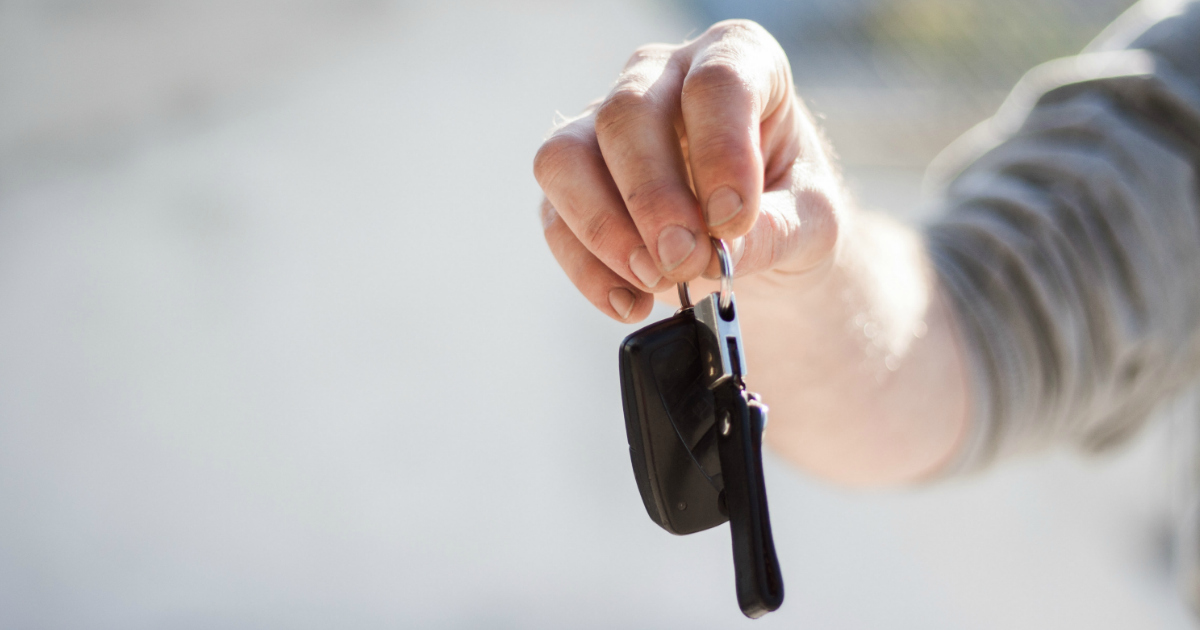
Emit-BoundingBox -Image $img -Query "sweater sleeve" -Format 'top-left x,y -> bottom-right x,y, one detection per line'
925,0 -> 1200,472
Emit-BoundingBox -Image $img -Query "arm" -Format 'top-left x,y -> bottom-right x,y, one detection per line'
535,2 -> 1200,485
925,0 -> 1200,470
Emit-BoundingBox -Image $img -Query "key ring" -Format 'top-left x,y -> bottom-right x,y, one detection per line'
676,238 -> 734,315
677,282 -> 693,310
712,237 -> 733,314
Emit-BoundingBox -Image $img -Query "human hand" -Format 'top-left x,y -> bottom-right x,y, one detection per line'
536,20 -> 966,484
534,20 -> 844,322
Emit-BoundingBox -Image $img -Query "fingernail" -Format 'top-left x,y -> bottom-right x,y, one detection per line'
657,225 -> 696,273
609,288 -> 635,320
706,187 -> 743,227
629,246 -> 661,289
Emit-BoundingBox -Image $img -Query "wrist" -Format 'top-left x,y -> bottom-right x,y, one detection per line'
732,211 -> 969,485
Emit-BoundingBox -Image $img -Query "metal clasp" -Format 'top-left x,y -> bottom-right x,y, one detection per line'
695,238 -> 746,389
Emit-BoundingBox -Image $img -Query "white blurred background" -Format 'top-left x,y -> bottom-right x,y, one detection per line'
1,0 -> 1196,628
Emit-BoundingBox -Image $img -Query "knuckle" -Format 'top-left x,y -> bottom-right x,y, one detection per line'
683,59 -> 746,98
695,19 -> 788,90
581,210 -> 618,252
532,131 -> 588,187
594,87 -> 652,137
624,178 -> 678,217
692,130 -> 747,162
625,43 -> 673,68
707,19 -> 768,40
689,137 -> 754,186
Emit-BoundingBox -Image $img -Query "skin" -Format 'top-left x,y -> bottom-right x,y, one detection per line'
534,20 -> 969,486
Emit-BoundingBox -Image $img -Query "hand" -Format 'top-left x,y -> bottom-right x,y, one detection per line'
534,21 -> 968,485
534,20 -> 843,322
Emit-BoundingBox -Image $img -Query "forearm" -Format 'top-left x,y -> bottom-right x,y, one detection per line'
747,3 -> 1200,482
735,211 -> 969,485
539,7 -> 1200,487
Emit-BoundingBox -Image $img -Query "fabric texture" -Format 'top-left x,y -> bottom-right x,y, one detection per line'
926,0 -> 1200,473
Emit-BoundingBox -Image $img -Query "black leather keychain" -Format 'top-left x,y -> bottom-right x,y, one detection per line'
618,238 -> 784,618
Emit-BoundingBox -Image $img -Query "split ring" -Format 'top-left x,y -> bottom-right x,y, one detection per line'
711,238 -> 733,314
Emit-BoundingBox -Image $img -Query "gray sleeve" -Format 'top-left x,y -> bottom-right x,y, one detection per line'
925,0 -> 1200,472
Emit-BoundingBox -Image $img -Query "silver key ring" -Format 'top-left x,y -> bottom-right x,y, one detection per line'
712,237 -> 733,314
677,282 -> 693,310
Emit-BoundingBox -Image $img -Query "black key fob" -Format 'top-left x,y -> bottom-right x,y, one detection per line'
618,308 -> 727,535
616,240 -> 784,619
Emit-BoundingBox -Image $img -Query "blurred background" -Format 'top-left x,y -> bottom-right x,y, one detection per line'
1,0 -> 1196,628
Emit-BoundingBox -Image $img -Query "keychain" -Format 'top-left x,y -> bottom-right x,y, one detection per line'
618,238 -> 784,618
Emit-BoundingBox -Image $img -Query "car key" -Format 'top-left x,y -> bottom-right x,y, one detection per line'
618,238 -> 784,618
618,282 -> 726,536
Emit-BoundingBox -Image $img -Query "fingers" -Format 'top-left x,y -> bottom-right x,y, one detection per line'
541,199 -> 655,322
535,20 -> 839,322
594,45 -> 712,284
534,114 -> 668,293
681,20 -> 772,241
733,185 -> 839,278
680,20 -> 798,241
697,166 -> 840,281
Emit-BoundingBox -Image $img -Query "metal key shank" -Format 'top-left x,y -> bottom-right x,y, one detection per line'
695,292 -> 749,389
